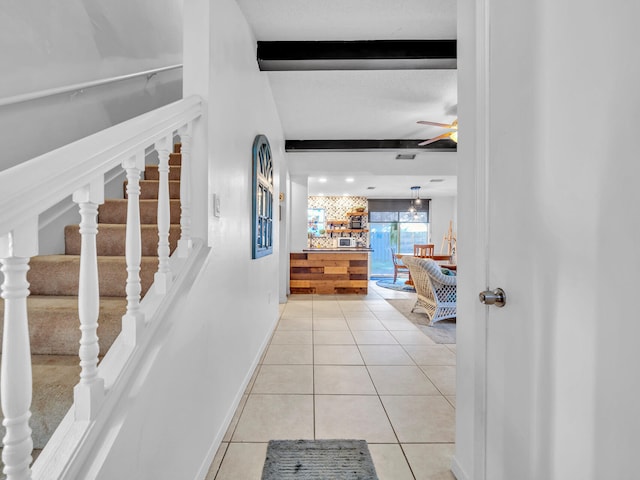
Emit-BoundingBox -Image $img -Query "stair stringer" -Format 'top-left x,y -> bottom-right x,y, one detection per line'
31,239 -> 210,480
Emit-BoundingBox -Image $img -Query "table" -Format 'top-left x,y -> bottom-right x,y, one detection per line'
394,254 -> 456,284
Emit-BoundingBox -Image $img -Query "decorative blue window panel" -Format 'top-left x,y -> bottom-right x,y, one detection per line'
252,135 -> 274,258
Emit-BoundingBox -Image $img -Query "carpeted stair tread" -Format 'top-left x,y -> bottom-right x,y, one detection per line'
0,355 -> 81,449
169,152 -> 181,165
98,199 -> 180,224
65,224 -> 181,256
0,296 -> 125,356
144,164 -> 181,181
125,180 -> 181,199
28,255 -> 157,297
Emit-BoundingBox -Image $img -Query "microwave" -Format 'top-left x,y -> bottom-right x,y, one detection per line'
335,237 -> 357,248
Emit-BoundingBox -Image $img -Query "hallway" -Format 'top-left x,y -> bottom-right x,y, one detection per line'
206,282 -> 456,479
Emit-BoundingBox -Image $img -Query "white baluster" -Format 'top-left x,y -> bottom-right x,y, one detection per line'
154,137 -> 172,293
121,153 -> 145,344
177,125 -> 193,258
0,220 -> 38,480
72,180 -> 105,421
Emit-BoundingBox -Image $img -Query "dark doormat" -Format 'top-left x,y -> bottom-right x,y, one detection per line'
262,439 -> 379,479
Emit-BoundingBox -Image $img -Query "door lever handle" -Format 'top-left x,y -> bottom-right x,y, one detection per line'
479,288 -> 506,307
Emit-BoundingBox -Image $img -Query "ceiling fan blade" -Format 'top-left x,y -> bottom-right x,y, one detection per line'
417,120 -> 454,129
418,132 -> 451,146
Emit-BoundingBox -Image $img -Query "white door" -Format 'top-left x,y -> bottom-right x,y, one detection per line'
459,0 -> 640,479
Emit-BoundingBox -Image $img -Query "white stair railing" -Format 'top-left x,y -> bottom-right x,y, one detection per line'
178,125 -> 193,257
72,179 -> 105,421
0,96 -> 202,479
0,221 -> 38,480
121,152 -> 145,344
154,137 -> 172,293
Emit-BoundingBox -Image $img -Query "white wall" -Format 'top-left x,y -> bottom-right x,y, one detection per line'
90,0 -> 286,477
290,174 -> 310,252
428,196 -> 456,252
455,0 -> 640,479
0,0 -> 183,172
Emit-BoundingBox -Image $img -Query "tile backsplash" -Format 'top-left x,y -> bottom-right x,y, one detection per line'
308,196 -> 369,248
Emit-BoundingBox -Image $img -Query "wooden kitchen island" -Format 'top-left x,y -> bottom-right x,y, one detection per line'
290,249 -> 372,294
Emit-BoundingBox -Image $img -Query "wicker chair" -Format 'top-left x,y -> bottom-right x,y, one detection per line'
403,256 -> 457,325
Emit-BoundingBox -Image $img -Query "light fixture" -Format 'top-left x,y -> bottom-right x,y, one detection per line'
408,186 -> 422,215
319,177 -> 327,183
345,177 -> 354,183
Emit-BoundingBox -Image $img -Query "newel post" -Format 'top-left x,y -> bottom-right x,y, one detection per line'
121,153 -> 145,344
0,220 -> 38,480
154,137 -> 172,293
177,124 -> 193,257
72,178 -> 105,421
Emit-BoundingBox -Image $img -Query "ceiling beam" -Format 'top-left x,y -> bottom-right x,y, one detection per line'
258,40 -> 457,71
285,139 -> 457,152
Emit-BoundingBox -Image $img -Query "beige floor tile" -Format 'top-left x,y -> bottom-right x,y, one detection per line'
359,345 -> 415,366
347,318 -> 386,331
403,345 -> 457,366
205,442 -> 228,479
338,302 -> 371,312
402,443 -> 456,480
366,303 -> 399,312
314,345 -> 364,365
381,396 -> 455,443
277,317 -> 312,330
223,395 -> 248,442
313,306 -> 344,315
214,442 -> 268,480
313,318 -> 350,331
421,366 -> 456,396
367,366 -> 440,395
446,344 -> 457,353
368,444 -> 414,480
352,330 -> 399,345
245,364 -> 261,393
313,330 -> 355,345
262,344 -> 312,365
270,331 -> 313,345
390,330 -> 436,346
252,365 -> 313,394
379,320 -> 421,331
446,396 -> 456,408
314,365 -> 377,395
315,395 -> 397,443
374,311 -> 413,321
232,394 -> 314,442
344,311 -> 378,320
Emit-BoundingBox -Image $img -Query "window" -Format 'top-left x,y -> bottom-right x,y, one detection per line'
368,199 -> 430,276
252,135 -> 274,258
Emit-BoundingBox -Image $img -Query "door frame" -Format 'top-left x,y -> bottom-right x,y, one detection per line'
451,0 -> 491,478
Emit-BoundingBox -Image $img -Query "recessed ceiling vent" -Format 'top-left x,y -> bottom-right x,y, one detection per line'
395,154 -> 416,160
367,186 -> 376,190
430,179 -> 445,183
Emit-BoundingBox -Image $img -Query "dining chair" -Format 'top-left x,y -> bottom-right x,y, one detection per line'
413,243 -> 435,258
390,248 -> 410,283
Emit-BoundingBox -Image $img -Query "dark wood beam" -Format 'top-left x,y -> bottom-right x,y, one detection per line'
285,139 -> 457,152
258,40 -> 457,71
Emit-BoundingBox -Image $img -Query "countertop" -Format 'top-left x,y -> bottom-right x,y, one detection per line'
301,248 -> 374,253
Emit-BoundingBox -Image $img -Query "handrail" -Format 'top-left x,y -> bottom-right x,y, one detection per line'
0,95 -> 201,239
0,64 -> 183,108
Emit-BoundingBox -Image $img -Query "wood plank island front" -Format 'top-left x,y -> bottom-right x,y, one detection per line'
290,249 -> 372,294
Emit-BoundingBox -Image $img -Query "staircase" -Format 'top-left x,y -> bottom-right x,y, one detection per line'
0,144 -> 183,452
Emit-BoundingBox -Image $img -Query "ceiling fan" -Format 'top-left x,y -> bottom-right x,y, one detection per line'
417,119 -> 458,146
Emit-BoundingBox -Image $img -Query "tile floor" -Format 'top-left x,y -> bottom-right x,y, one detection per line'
205,281 -> 457,480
